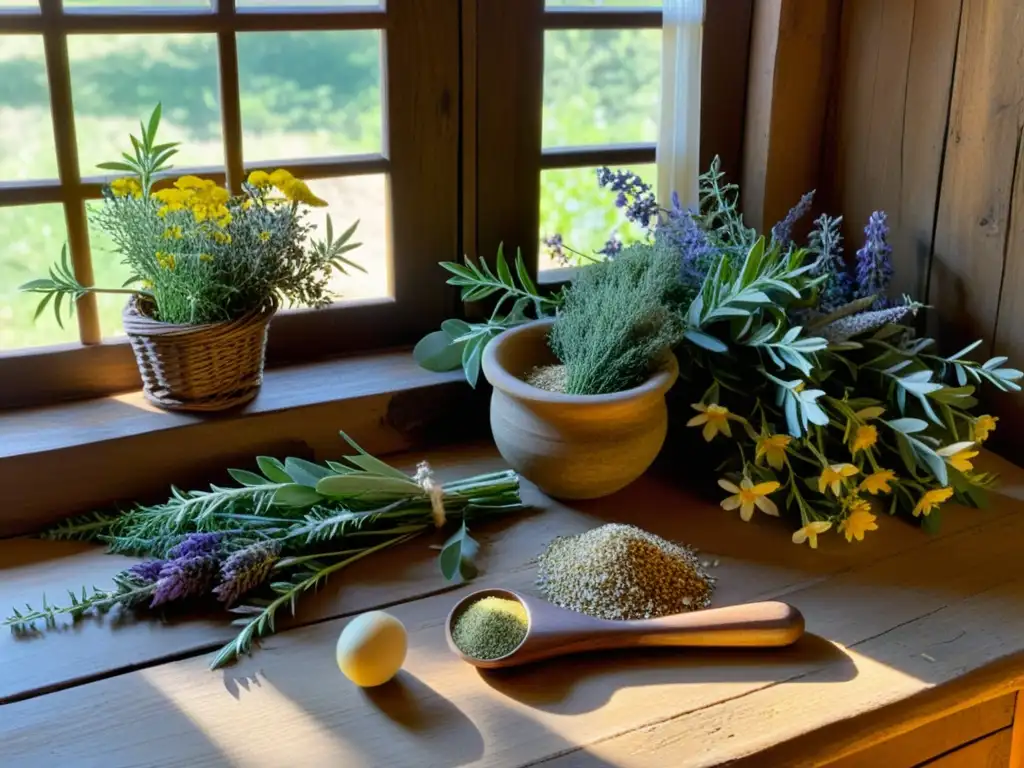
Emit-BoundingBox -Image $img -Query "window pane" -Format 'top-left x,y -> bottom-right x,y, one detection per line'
0,204 -> 77,350
0,1 -> 37,7
63,0 -> 209,6
85,201 -> 129,340
546,1 -> 661,6
237,31 -> 382,163
238,0 -> 381,6
68,34 -> 222,176
543,29 -> 660,148
313,174 -> 390,303
539,164 -> 656,271
0,36 -> 59,181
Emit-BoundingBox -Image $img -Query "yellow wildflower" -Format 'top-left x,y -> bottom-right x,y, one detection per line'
242,198 -> 254,210
839,500 -> 878,543
860,469 -> 896,495
153,187 -> 189,216
937,443 -> 979,473
913,486 -> 954,517
278,177 -> 328,207
258,231 -> 272,243
155,251 -> 176,271
269,168 -> 294,187
817,463 -> 859,495
174,175 -> 208,190
212,230 -> 232,245
718,477 -> 781,522
247,170 -> 272,188
792,521 -> 832,549
199,253 -> 214,263
162,225 -> 183,240
850,424 -> 878,454
110,176 -> 142,198
687,403 -> 733,442
973,415 -> 998,443
755,434 -> 791,470
141,280 -> 154,290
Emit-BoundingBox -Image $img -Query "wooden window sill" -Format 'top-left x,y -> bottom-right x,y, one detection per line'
0,350 -> 486,537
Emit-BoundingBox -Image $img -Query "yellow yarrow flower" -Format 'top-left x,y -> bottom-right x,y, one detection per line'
162,225 -> 183,240
279,178 -> 328,207
687,403 -> 733,442
817,463 -> 859,496
155,251 -> 176,270
718,477 -> 781,522
839,501 -> 878,543
212,230 -> 232,245
860,469 -> 896,495
792,521 -> 831,549
247,170 -> 272,188
110,177 -> 142,198
973,415 -> 998,443
937,443 -> 979,473
913,486 -> 954,517
269,168 -> 294,187
755,434 -> 791,470
174,175 -> 208,190
258,231 -> 272,243
850,424 -> 878,454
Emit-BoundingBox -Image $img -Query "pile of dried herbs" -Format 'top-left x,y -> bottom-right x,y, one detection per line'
4,432 -> 525,669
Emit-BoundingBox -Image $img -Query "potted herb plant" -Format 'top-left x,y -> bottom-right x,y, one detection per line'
21,104 -> 362,412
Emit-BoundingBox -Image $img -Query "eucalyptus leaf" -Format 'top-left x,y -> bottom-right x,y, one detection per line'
413,330 -> 465,373
438,521 -> 480,582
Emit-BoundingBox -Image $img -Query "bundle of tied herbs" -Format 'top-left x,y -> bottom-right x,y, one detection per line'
415,160 -> 1022,547
4,433 -> 525,669
20,103 -> 363,328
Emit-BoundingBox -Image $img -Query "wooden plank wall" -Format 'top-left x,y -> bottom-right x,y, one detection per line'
822,0 -> 1024,459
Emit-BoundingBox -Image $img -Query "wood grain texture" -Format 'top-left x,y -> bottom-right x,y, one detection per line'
822,693 -> 1015,768
929,0 -> 1024,354
742,0 -> 842,233
0,354 -> 485,537
1011,692 -> 1024,768
824,0 -> 963,301
3,447 -> 1024,765
925,727 -> 1014,767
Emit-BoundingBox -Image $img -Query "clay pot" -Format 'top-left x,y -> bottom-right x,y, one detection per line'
481,318 -> 679,500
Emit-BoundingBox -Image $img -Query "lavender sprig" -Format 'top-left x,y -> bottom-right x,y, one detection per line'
854,211 -> 894,308
597,167 -> 659,230
213,541 -> 282,606
809,213 -> 854,312
771,190 -> 815,248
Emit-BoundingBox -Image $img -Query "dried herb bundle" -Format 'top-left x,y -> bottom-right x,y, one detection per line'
4,433 -> 525,669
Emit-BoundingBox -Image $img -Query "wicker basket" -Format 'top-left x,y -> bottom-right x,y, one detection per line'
123,296 -> 277,412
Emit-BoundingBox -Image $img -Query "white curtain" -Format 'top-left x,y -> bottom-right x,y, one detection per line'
657,0 -> 705,211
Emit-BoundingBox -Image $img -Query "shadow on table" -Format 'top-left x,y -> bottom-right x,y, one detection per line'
478,632 -> 855,715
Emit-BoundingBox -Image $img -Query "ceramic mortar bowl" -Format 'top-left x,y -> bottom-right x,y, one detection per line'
481,318 -> 679,500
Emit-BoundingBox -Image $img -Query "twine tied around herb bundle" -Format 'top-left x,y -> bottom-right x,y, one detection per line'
415,462 -> 447,528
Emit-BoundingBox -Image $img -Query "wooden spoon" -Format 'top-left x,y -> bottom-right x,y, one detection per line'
445,588 -> 805,669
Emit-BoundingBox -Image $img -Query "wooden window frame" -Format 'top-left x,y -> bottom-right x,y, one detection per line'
0,0 -> 460,410
465,0 -> 754,285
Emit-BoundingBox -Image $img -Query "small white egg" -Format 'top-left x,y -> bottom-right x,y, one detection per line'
336,610 -> 407,687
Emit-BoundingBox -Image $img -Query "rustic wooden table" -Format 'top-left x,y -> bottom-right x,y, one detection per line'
3,443 -> 1024,767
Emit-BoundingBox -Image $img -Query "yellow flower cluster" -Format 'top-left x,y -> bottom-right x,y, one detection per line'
154,176 -> 232,228
155,251 -> 176,271
111,177 -> 142,199
247,168 -> 328,208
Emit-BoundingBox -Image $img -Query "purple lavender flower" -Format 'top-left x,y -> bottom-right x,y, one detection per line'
597,233 -> 623,259
125,560 -> 167,585
213,541 -> 282,606
543,233 -> 568,266
596,167 -> 659,230
854,211 -> 894,308
770,191 -> 815,248
809,213 -> 854,312
657,194 -> 718,285
166,532 -> 222,560
151,554 -> 220,607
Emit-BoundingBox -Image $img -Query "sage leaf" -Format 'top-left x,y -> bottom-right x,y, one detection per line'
273,484 -> 323,508
228,469 -> 271,487
413,330 -> 464,373
439,521 -> 480,582
257,456 -> 292,484
316,474 -> 421,497
684,329 -> 728,353
284,458 -> 334,488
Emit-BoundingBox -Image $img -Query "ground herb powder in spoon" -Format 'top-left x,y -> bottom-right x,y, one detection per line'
537,523 -> 715,620
452,596 -> 529,660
